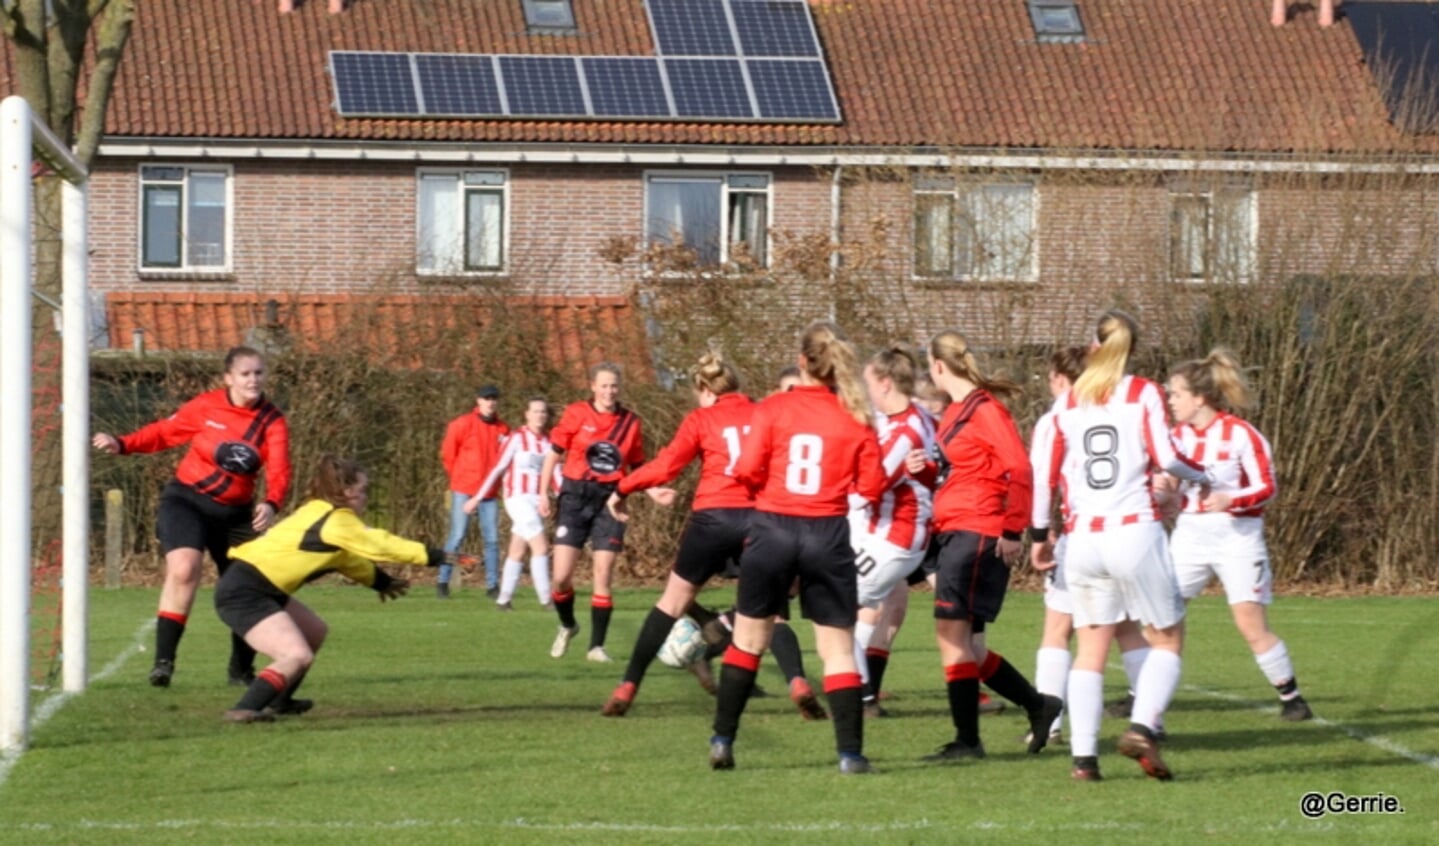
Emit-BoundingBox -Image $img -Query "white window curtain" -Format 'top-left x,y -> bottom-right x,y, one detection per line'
647,178 -> 722,265
418,174 -> 461,273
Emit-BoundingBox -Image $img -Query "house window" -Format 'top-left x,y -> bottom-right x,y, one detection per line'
645,173 -> 771,269
1169,189 -> 1255,282
417,170 -> 508,274
1028,1 -> 1086,42
139,165 -> 230,270
914,177 -> 1036,281
522,0 -> 576,32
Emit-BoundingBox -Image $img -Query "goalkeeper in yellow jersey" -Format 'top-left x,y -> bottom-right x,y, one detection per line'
215,454 -> 475,723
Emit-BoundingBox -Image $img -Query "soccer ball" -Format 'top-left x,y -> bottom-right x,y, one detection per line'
657,616 -> 707,668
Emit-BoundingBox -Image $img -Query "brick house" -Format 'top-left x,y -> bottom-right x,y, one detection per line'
6,0 -> 1437,366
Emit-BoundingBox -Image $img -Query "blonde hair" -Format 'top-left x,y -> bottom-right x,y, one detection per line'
928,331 -> 1021,401
1073,310 -> 1139,406
800,321 -> 871,426
691,349 -> 741,396
1171,347 -> 1253,415
868,345 -> 919,396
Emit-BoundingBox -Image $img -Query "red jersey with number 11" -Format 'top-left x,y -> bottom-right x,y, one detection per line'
619,392 -> 756,510
734,385 -> 886,517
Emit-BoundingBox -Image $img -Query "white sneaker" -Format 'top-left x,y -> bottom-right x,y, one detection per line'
586,646 -> 613,664
550,625 -> 580,659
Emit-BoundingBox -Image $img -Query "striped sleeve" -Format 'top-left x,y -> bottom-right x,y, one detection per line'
1028,410 -> 1061,533
1139,380 -> 1208,484
1228,419 -> 1278,512
475,433 -> 521,500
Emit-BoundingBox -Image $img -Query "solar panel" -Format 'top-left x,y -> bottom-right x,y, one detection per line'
730,0 -> 820,57
665,58 -> 753,118
1347,2 -> 1439,133
331,52 -> 420,116
648,0 -> 736,56
415,54 -> 503,116
582,57 -> 672,117
498,56 -> 587,116
747,59 -> 838,120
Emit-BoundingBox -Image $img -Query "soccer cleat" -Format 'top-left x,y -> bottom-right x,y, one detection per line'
495,601 -> 513,612
1071,756 -> 1103,781
586,646 -> 614,664
1104,691 -> 1135,718
265,698 -> 314,716
227,669 -> 255,688
923,739 -> 986,761
1117,726 -> 1173,781
838,754 -> 874,775
550,624 -> 580,658
223,708 -> 275,724
789,678 -> 829,721
978,692 -> 1005,714
601,682 -> 636,717
148,659 -> 175,688
1280,696 -> 1313,722
1026,695 -> 1065,754
709,738 -> 735,770
863,700 -> 887,720
485,586 -> 501,600
1023,729 -> 1065,748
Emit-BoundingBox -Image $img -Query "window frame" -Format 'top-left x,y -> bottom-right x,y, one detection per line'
1027,1 -> 1086,43
642,170 -> 774,273
136,163 -> 234,274
415,167 -> 511,277
521,0 -> 578,34
1167,187 -> 1257,284
912,176 -> 1039,283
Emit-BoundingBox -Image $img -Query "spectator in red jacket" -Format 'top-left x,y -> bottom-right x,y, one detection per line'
439,384 -> 510,599
93,345 -> 291,689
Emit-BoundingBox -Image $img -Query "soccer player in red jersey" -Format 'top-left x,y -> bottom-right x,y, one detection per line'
1030,310 -> 1213,781
708,322 -> 887,775
93,346 -> 291,688
923,331 -> 1062,763
1165,349 -> 1311,722
538,363 -> 664,662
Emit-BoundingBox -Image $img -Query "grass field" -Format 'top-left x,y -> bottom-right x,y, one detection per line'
1,584 -> 1436,845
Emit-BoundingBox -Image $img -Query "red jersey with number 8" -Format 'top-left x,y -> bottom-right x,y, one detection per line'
618,392 -> 756,510
733,385 -> 886,517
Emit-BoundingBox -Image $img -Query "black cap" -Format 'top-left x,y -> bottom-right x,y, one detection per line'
477,384 -> 501,399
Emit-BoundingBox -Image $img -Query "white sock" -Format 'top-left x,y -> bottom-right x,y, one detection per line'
1035,647 -> 1072,734
498,559 -> 523,604
1131,649 -> 1181,733
530,554 -> 552,605
1255,641 -> 1299,697
1066,669 -> 1104,757
1121,646 -> 1150,693
853,620 -> 875,686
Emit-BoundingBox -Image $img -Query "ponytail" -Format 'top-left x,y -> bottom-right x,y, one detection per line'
800,321 -> 871,427
927,330 -> 1022,402
691,348 -> 741,396
1073,309 -> 1138,406
1171,347 -> 1253,415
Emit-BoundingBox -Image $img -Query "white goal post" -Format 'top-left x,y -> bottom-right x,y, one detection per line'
1,94 -> 90,754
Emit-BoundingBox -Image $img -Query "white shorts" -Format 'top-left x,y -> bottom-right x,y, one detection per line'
1065,521 -> 1184,630
852,530 -> 926,609
503,494 -> 545,541
1043,535 -> 1073,615
1171,515 -> 1272,605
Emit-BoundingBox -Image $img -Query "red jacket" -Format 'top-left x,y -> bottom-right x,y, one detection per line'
734,385 -> 886,517
549,401 -> 646,485
932,390 -> 1032,538
441,411 -> 510,496
619,392 -> 755,510
118,388 -> 291,510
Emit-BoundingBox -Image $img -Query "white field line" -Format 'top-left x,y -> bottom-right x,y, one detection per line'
0,619 -> 153,789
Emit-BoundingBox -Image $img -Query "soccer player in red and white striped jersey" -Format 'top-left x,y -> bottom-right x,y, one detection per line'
465,396 -> 557,609
709,322 -> 887,774
1030,310 -> 1212,782
1165,349 -> 1311,722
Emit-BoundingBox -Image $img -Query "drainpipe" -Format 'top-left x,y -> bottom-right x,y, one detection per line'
829,164 -> 843,321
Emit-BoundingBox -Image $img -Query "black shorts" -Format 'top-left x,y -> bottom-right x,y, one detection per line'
214,561 -> 291,636
673,508 -> 752,587
156,481 -> 257,573
554,478 -> 625,552
735,511 -> 857,628
931,530 -> 1011,623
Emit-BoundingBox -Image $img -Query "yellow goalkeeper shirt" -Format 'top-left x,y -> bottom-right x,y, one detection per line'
229,498 -> 432,595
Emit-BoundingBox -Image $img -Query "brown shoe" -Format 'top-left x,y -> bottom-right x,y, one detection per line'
601,682 -> 636,717
789,678 -> 829,721
1071,756 -> 1103,781
1117,726 -> 1173,781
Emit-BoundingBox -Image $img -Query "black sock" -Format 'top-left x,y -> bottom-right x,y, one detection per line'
981,652 -> 1043,711
685,603 -> 720,627
713,646 -> 760,739
277,666 -> 310,705
1275,677 -> 1300,700
624,608 -> 678,687
233,667 -> 287,712
945,667 -> 981,746
825,675 -> 864,757
590,598 -> 614,650
155,614 -> 186,664
228,634 -> 256,679
553,590 -> 577,629
769,623 -> 806,682
867,651 -> 890,699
